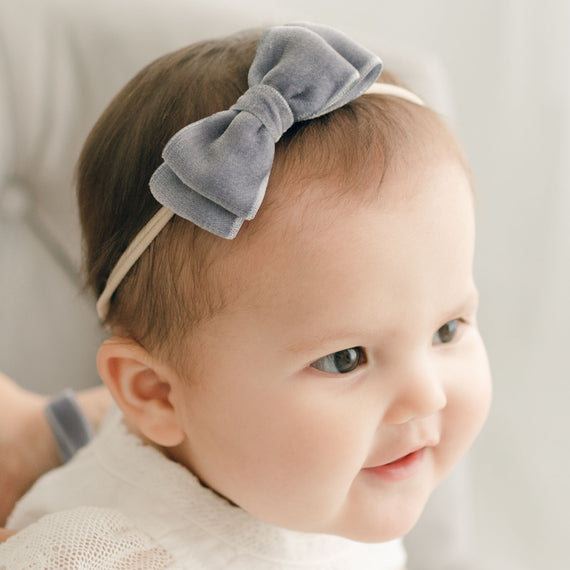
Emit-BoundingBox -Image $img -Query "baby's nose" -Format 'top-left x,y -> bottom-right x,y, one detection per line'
382,360 -> 447,425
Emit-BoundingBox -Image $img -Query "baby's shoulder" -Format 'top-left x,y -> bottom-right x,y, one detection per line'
0,505 -> 173,569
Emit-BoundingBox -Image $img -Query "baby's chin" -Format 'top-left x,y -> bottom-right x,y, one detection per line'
255,500 -> 426,544
322,515 -> 420,544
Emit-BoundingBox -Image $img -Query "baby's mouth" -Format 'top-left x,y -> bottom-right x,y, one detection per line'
363,445 -> 430,482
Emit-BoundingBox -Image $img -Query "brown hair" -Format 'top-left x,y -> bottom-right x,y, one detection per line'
77,29 -> 467,369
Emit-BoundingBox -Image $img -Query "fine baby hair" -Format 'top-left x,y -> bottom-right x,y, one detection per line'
3,21 -> 491,570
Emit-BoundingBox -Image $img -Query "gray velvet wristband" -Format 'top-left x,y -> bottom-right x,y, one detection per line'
44,389 -> 95,463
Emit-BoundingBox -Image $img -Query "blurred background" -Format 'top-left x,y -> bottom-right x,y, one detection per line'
1,0 -> 568,568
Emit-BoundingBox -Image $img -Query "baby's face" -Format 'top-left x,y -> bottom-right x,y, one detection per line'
168,157 -> 492,542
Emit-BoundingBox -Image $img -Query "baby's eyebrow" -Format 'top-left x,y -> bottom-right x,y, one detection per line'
446,288 -> 480,319
285,330 -> 362,355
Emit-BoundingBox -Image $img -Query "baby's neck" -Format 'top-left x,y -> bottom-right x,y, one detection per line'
124,415 -> 239,508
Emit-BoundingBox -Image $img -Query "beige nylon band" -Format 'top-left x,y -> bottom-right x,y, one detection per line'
364,82 -> 425,106
96,206 -> 174,320
95,83 -> 424,321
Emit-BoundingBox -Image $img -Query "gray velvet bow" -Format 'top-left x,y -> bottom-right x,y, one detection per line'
149,22 -> 383,238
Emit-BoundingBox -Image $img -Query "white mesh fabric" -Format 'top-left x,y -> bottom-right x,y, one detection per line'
0,506 -> 173,569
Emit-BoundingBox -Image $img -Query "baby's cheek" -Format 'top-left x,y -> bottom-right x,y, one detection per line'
440,362 -> 492,472
462,345 -> 493,433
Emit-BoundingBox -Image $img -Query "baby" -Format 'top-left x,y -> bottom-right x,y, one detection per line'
1,22 -> 491,569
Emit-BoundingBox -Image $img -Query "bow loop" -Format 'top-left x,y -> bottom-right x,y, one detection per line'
251,23 -> 382,120
150,22 -> 383,239
152,109 -> 275,228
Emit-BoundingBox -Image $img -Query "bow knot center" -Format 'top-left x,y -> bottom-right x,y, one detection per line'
231,85 -> 294,143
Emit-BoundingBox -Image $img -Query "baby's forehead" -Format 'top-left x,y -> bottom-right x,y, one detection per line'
258,151 -> 465,235
193,155 -> 475,346
232,152 -> 469,268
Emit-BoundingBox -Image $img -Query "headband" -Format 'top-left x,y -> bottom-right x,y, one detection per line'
96,23 -> 425,321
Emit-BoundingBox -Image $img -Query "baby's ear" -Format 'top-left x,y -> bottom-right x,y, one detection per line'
97,337 -> 185,447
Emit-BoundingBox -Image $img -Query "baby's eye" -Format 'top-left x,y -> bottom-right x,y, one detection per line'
433,319 -> 459,344
310,347 -> 367,374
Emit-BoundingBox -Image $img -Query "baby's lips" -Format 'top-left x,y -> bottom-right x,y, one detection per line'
364,435 -> 440,469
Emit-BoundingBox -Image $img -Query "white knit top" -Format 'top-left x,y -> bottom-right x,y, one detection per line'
2,406 -> 406,569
